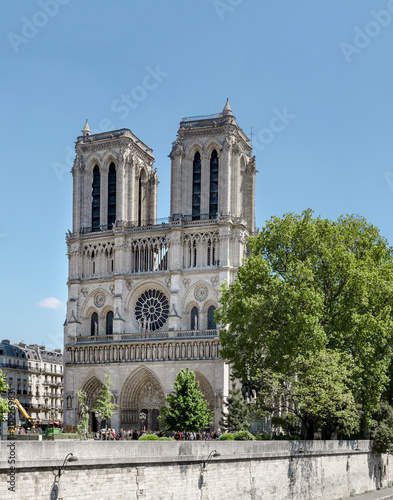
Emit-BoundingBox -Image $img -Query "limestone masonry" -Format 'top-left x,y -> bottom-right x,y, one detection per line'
64,101 -> 257,430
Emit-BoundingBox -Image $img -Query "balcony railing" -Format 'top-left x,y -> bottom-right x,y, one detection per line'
71,213 -> 246,239
67,329 -> 220,345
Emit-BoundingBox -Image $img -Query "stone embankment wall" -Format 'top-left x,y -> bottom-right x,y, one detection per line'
0,440 -> 389,499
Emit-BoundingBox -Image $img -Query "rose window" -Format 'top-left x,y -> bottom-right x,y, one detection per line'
135,289 -> 169,332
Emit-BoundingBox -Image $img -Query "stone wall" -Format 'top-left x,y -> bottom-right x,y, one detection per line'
0,440 -> 389,499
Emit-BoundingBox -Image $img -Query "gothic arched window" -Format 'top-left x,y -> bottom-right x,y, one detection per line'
192,152 -> 201,220
91,312 -> 99,336
209,150 -> 218,218
207,306 -> 216,330
107,162 -> 116,227
92,165 -> 101,231
106,311 -> 114,335
191,307 -> 199,330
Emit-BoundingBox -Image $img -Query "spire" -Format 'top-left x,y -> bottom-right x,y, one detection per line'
222,98 -> 233,116
81,119 -> 91,137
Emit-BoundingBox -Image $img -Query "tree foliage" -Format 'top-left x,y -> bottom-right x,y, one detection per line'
92,374 -> 119,428
0,369 -> 10,418
159,368 -> 212,432
217,210 -> 393,437
77,390 -> 90,438
370,401 -> 393,453
219,382 -> 249,432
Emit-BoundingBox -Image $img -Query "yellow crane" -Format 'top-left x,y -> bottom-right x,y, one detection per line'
13,399 -> 35,429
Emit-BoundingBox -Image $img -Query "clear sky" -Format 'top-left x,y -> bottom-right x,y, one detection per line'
1,0 -> 393,349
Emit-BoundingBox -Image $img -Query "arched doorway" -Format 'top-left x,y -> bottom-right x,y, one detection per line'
120,367 -> 165,431
80,376 -> 105,431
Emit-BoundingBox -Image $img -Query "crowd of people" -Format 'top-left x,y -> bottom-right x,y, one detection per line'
93,428 -> 223,440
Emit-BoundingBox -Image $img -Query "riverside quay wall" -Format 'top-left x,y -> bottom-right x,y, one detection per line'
0,440 -> 390,499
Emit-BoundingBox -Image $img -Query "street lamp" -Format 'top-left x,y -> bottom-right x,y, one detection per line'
139,411 -> 146,431
54,453 -> 79,481
202,450 -> 221,471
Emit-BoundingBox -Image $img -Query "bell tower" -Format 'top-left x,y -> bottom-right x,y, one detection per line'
170,99 -> 257,233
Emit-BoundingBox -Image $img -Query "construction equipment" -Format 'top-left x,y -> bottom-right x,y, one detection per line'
13,399 -> 35,429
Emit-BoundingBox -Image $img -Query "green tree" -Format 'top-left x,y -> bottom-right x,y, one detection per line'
77,390 -> 90,438
92,374 -> 119,428
370,401 -> 393,453
0,369 -> 10,418
217,210 -> 393,437
159,368 -> 213,432
219,382 -> 249,432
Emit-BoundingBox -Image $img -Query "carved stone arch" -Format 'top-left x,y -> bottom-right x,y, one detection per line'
202,300 -> 217,315
204,140 -> 222,158
101,151 -> 117,172
182,280 -> 217,310
138,165 -> 148,182
194,371 -> 215,411
99,303 -> 114,320
120,366 -> 165,430
185,300 -> 200,314
80,288 -> 112,319
82,305 -> 99,323
185,140 -> 205,160
80,374 -> 104,410
85,153 -> 103,174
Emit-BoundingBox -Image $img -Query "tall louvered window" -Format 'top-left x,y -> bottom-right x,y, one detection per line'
92,165 -> 100,230
107,162 -> 116,227
192,152 -> 201,220
209,150 -> 218,218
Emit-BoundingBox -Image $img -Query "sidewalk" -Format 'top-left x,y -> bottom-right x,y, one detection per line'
342,487 -> 393,500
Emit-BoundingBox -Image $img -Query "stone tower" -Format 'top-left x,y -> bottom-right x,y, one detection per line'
64,102 -> 257,431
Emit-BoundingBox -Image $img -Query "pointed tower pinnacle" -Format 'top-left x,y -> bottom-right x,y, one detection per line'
81,119 -> 91,137
222,98 -> 233,116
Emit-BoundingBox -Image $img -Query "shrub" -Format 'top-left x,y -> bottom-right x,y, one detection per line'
219,433 -> 235,440
273,434 -> 300,441
255,434 -> 272,440
139,434 -> 159,440
234,430 -> 255,441
157,436 -> 175,441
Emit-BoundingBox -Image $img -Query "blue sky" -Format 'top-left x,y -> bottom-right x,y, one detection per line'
1,0 -> 393,349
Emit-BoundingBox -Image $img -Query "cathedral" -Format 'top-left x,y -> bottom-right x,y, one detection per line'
63,100 -> 257,431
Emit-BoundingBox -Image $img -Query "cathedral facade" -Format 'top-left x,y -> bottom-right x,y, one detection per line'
64,101 -> 257,431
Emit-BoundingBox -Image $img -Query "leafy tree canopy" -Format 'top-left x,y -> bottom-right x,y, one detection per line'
217,210 -> 393,430
92,374 -> 119,427
159,368 -> 212,432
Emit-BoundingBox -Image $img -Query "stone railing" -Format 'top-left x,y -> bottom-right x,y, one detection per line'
67,214 -> 247,240
65,335 -> 220,364
67,329 -> 219,344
